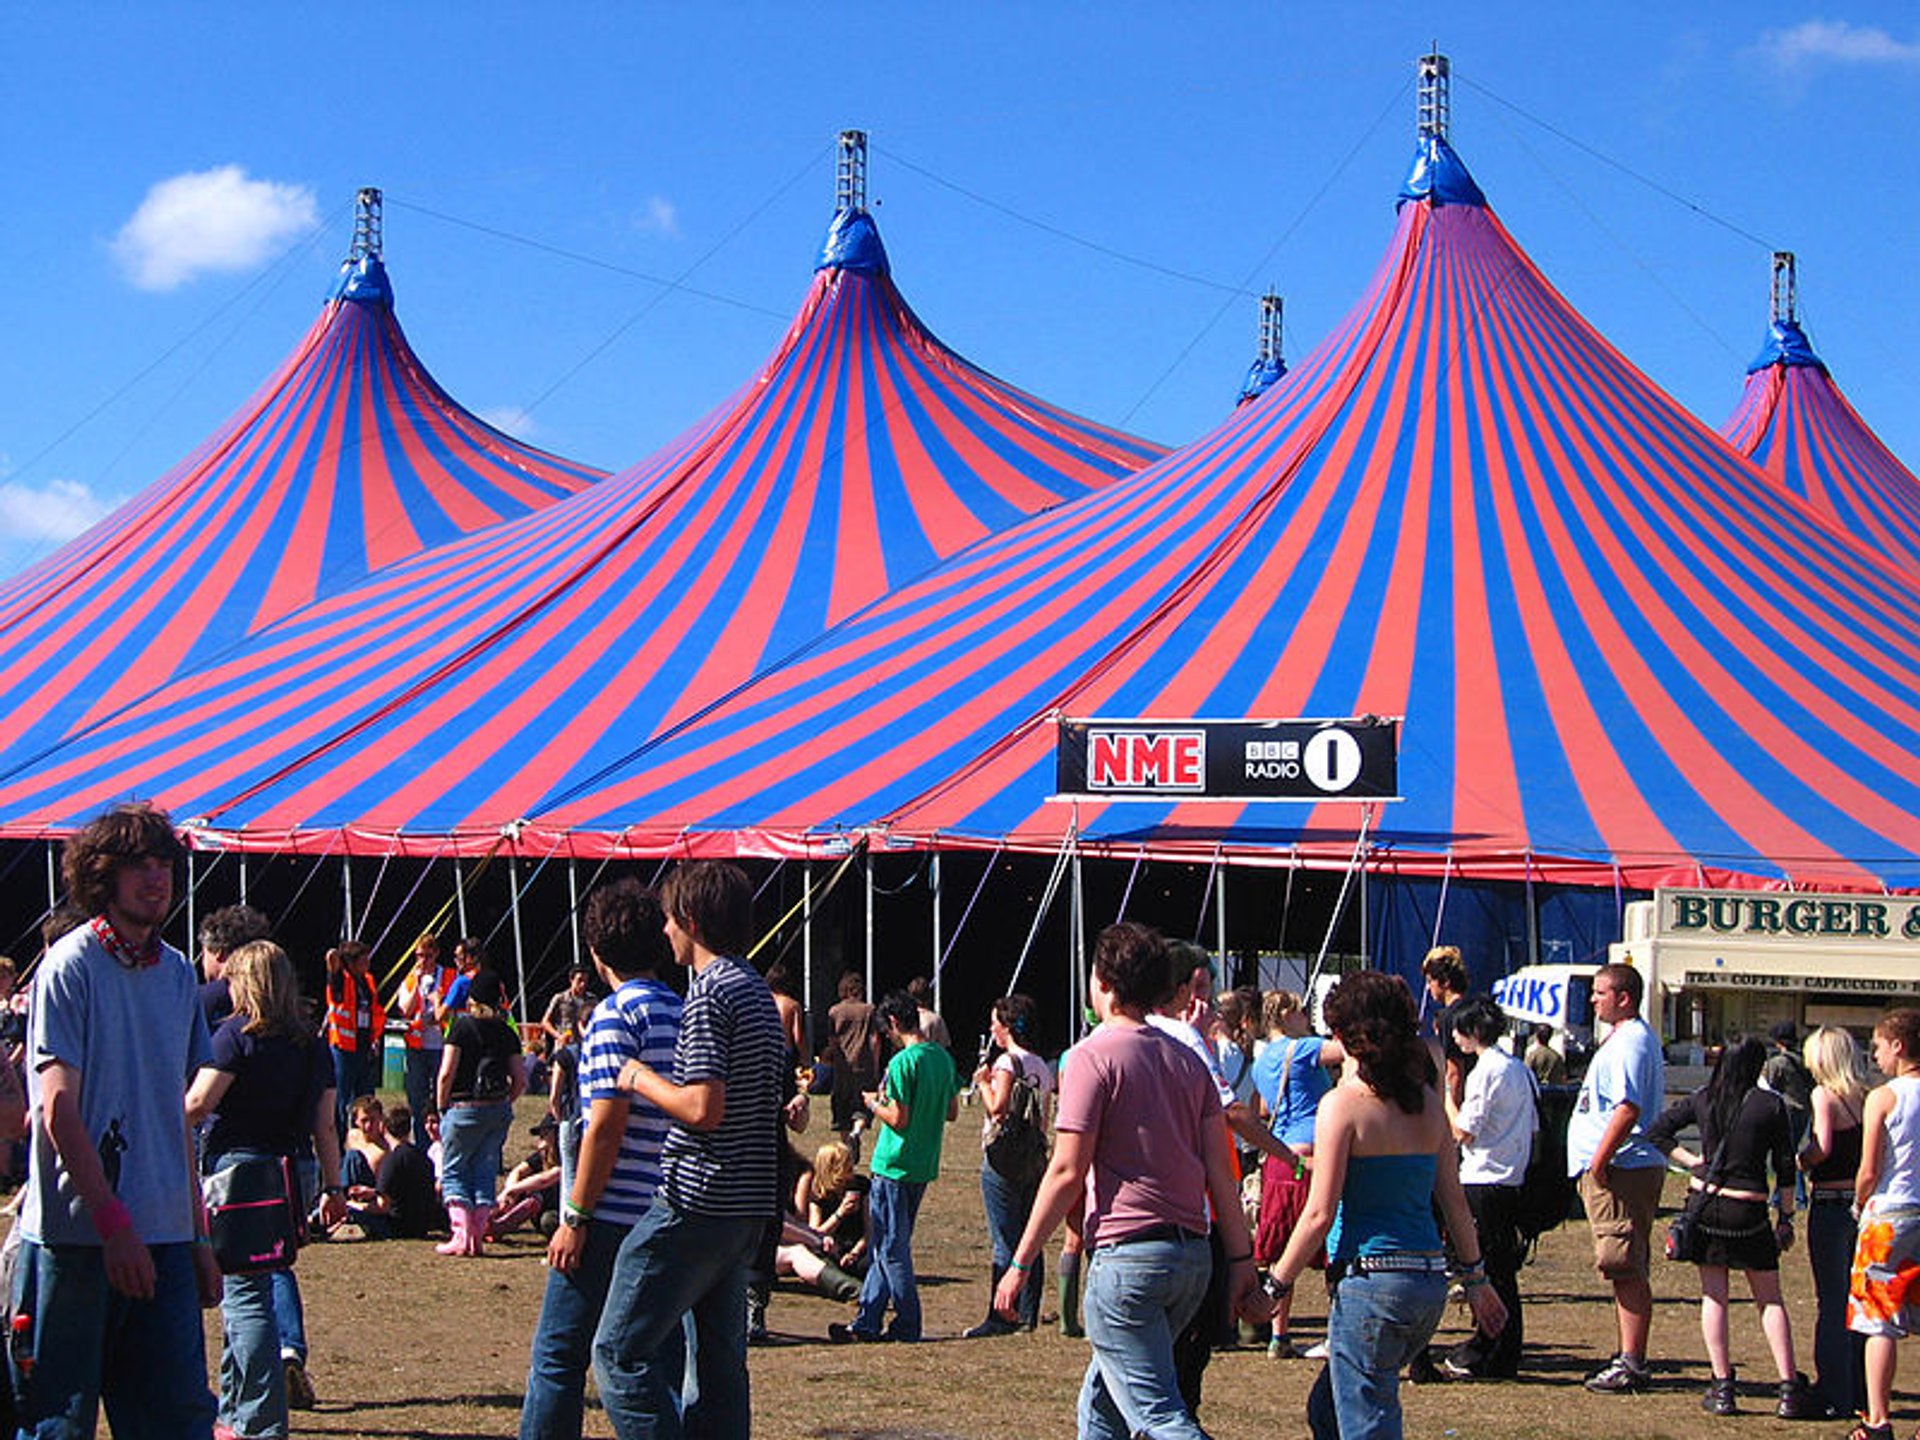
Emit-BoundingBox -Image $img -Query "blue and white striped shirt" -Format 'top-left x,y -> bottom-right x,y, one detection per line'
580,975 -> 682,1225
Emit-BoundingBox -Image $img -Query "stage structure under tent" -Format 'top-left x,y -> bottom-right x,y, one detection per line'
1721,251 -> 1920,574
0,189 -> 606,767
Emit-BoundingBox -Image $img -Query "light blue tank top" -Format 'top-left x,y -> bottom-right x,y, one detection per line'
1328,1153 -> 1442,1261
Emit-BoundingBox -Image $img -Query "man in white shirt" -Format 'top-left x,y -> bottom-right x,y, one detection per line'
1445,997 -> 1538,1378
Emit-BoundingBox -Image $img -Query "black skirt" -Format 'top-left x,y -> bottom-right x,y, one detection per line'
1693,1193 -> 1779,1272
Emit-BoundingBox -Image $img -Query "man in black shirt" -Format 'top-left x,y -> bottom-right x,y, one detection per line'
348,1104 -> 445,1240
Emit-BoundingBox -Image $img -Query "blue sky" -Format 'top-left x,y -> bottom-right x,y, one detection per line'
2,5 -> 1916,581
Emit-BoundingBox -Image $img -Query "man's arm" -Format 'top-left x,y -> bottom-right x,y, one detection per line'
1587,1099 -> 1642,1180
1226,1101 -> 1295,1162
618,1059 -> 724,1131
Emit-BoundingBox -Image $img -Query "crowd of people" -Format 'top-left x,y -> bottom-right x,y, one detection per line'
10,801 -> 1920,1440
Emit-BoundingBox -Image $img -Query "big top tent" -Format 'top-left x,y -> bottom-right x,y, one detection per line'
516,71 -> 1920,891
0,134 -> 1163,850
1722,252 -> 1920,575
0,189 -> 606,764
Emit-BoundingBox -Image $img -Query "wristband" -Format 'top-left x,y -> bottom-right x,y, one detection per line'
562,1198 -> 592,1222
1007,1258 -> 1030,1272
92,1196 -> 134,1243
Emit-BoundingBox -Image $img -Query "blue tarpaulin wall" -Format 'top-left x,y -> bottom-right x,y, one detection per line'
1369,875 -> 1640,997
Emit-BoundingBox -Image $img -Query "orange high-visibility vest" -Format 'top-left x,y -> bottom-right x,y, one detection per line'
399,966 -> 459,1050
326,971 -> 386,1052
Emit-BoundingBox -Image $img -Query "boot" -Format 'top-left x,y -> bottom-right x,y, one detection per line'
964,1264 -> 1018,1338
746,1282 -> 771,1345
435,1201 -> 470,1255
1702,1369 -> 1738,1416
1058,1251 -> 1084,1339
815,1262 -> 861,1304
1776,1372 -> 1822,1420
466,1204 -> 491,1256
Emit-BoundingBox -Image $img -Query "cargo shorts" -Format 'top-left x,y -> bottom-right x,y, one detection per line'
1579,1163 -> 1666,1280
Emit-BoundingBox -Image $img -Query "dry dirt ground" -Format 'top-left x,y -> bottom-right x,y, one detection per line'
177,1097 -> 1908,1440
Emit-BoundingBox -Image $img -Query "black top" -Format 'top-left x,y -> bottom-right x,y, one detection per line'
205,1017 -> 332,1161
1808,1100 -> 1865,1185
445,1014 -> 518,1102
1647,1086 -> 1794,1196
375,1143 -> 443,1238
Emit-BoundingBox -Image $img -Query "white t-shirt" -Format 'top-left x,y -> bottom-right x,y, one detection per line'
980,1047 -> 1056,1141
1456,1045 -> 1537,1186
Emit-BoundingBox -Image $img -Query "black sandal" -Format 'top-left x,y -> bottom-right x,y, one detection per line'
1845,1422 -> 1892,1440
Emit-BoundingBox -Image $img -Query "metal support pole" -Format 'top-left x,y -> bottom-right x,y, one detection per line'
568,859 -> 582,971
803,860 -> 815,1041
455,860 -> 468,936
929,851 -> 943,1015
1359,849 -> 1369,970
1526,857 -> 1540,969
185,851 -> 195,955
341,857 -> 353,945
45,843 -> 57,917
509,856 -> 529,1029
239,854 -> 249,907
1070,842 -> 1085,1027
864,849 -> 875,1000
1216,863 -> 1228,982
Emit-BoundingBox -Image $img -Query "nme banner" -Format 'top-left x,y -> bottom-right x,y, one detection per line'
1053,717 -> 1399,803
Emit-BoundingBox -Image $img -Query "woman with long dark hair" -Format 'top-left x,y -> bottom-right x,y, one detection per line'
185,941 -> 345,1440
1266,970 -> 1504,1440
1646,1035 -> 1818,1417
966,993 -> 1056,1337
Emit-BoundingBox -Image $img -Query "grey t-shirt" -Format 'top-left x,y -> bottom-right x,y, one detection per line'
23,923 -> 212,1246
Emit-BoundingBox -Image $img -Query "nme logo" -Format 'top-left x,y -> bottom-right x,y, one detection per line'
1087,729 -> 1206,791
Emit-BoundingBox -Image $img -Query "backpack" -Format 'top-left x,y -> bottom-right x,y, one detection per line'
1514,1079 -> 1578,1255
984,1056 -> 1050,1189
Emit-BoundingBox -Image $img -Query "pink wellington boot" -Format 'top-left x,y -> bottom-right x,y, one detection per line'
435,1201 -> 470,1255
466,1204 -> 491,1256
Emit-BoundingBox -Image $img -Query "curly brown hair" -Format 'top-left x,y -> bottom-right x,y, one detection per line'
1322,969 -> 1435,1115
61,803 -> 185,918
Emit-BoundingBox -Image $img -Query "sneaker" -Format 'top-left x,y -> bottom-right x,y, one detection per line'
826,1322 -> 885,1345
1301,1340 -> 1329,1360
962,1316 -> 1017,1339
1441,1355 -> 1484,1380
1267,1337 -> 1301,1360
1775,1372 -> 1823,1420
1702,1374 -> 1737,1415
1584,1355 -> 1652,1394
282,1356 -> 316,1411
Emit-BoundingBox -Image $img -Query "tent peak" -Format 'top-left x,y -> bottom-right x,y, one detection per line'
1399,54 -> 1486,209
1747,252 -> 1826,374
816,129 -> 890,275
331,187 -> 391,305
1236,290 -> 1287,406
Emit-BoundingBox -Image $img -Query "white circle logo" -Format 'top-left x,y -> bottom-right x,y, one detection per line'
1303,729 -> 1362,792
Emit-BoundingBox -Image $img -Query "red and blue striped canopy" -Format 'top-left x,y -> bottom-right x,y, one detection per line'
0,254 -> 604,763
1722,318 -> 1920,573
0,206 -> 1161,845
509,138 -> 1920,888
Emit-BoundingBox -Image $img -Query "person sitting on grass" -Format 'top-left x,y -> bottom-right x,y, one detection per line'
340,1094 -> 393,1193
488,1117 -> 563,1240
802,1140 -> 869,1273
346,1103 -> 444,1240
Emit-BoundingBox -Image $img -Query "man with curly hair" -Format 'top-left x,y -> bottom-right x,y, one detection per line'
9,803 -> 220,1436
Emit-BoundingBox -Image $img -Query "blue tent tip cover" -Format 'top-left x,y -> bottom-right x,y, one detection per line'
1236,356 -> 1287,406
1746,319 -> 1827,376
1397,135 -> 1488,211
815,208 -> 890,276
331,254 -> 392,306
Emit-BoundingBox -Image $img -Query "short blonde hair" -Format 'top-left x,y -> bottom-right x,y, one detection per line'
1804,1025 -> 1868,1102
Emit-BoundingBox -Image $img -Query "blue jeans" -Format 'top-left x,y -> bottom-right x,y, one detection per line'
1808,1197 -> 1865,1416
1307,1267 -> 1448,1440
592,1195 -> 758,1440
981,1163 -> 1042,1327
208,1149 -> 291,1438
440,1101 -> 513,1206
1078,1234 -> 1212,1440
404,1050 -> 440,1147
9,1238 -> 217,1440
521,1218 -> 688,1440
331,1046 -> 380,1141
854,1176 -> 928,1341
271,1156 -> 317,1365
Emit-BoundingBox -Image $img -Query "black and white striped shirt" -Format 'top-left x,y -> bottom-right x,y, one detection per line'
659,956 -> 785,1217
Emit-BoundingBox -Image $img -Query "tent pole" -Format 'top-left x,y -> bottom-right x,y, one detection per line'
1525,853 -> 1540,969
929,850 -> 942,1017
568,859 -> 582,972
185,851 -> 195,956
1070,829 -> 1085,1024
803,860 -> 814,1044
341,856 -> 353,945
45,842 -> 57,917
239,854 -> 248,908
1216,861 -> 1228,983
455,860 -> 468,937
864,848 -> 875,1000
509,855 -> 529,1029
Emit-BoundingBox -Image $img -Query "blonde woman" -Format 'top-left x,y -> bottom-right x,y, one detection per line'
435,971 -> 525,1256
186,941 -> 345,1440
803,1141 -> 869,1271
1800,1025 -> 1869,1419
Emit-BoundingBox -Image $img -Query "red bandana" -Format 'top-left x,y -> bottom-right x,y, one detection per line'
91,915 -> 160,970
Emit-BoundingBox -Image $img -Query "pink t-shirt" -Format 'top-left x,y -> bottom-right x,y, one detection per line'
1057,1021 -> 1222,1247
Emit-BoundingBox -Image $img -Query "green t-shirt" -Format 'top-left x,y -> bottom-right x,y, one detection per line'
871,1040 -> 958,1183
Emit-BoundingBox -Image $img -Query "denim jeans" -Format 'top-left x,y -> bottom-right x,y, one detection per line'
209,1148 -> 291,1438
980,1163 -> 1042,1327
1807,1197 -> 1865,1416
271,1155 -> 318,1365
592,1195 -> 758,1440
1307,1267 -> 1448,1440
331,1046 -> 380,1141
1078,1233 -> 1212,1440
440,1100 -> 514,1206
521,1217 -> 688,1440
854,1176 -> 928,1341
9,1237 -> 218,1440
404,1049 -> 441,1147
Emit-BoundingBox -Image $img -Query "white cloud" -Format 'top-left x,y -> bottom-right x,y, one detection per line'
634,195 -> 680,237
112,166 -> 319,291
1753,20 -> 1920,70
477,406 -> 540,440
0,475 -> 113,544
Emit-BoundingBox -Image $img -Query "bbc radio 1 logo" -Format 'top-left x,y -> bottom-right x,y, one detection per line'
1246,728 -> 1364,792
1087,729 -> 1206,791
